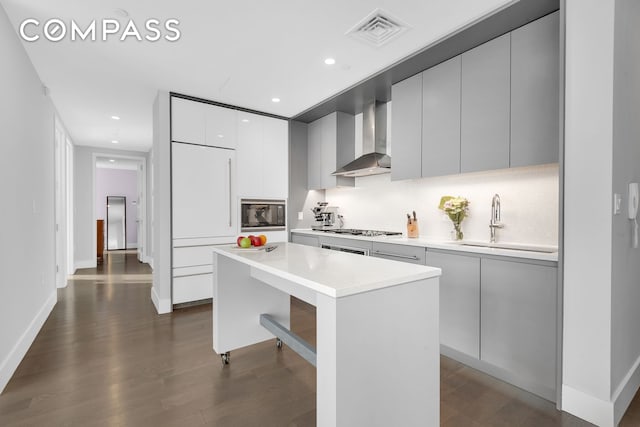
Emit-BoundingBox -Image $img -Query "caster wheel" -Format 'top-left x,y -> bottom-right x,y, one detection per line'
276,338 -> 283,349
221,352 -> 230,365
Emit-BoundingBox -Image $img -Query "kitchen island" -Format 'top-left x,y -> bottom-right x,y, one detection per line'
212,242 -> 441,427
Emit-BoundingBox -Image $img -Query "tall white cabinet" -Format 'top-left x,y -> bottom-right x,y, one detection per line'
170,96 -> 288,305
172,143 -> 236,240
236,111 -> 288,199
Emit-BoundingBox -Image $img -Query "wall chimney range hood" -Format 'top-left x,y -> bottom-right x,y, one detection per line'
332,101 -> 391,177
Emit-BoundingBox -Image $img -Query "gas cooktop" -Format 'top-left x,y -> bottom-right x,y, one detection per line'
319,228 -> 403,237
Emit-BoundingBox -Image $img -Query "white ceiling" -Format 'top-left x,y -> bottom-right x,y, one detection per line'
1,0 -> 514,152
96,156 -> 140,170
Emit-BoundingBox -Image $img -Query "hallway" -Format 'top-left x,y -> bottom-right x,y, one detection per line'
0,252 -> 638,426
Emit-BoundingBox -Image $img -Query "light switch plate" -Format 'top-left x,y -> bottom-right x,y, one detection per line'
614,193 -> 622,215
297,211 -> 304,220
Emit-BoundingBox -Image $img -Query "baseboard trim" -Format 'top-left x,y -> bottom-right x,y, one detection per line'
613,353 -> 640,425
75,259 -> 96,270
441,345 -> 556,403
0,291 -> 56,394
126,243 -> 138,249
151,286 -> 171,314
562,384 -> 614,427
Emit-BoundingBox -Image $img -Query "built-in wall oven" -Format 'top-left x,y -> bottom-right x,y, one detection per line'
240,199 -> 286,232
321,243 -> 370,256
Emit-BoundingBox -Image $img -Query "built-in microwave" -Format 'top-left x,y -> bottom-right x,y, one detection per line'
240,199 -> 286,232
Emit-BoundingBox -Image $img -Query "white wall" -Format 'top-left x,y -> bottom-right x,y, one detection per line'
326,165 -> 558,245
611,0 -> 640,421
73,146 -> 148,269
561,0 -> 616,425
0,5 -> 57,393
151,91 -> 172,314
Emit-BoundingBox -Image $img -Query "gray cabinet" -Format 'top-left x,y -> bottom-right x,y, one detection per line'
480,258 -> 557,400
318,236 -> 372,253
371,242 -> 426,265
307,112 -> 355,190
426,250 -> 480,358
307,120 -> 322,190
422,56 -> 461,177
391,73 -> 423,181
389,15 -> 558,180
460,33 -> 511,173
291,233 -> 319,247
510,11 -> 560,167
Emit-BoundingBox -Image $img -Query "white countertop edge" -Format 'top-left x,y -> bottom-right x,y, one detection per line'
290,229 -> 558,262
213,245 -> 441,298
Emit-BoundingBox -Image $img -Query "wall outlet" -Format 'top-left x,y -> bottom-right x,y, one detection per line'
614,193 -> 622,215
297,211 -> 304,221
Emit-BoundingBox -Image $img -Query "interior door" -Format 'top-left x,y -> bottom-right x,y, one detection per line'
107,196 -> 127,250
136,163 -> 143,262
172,143 -> 236,240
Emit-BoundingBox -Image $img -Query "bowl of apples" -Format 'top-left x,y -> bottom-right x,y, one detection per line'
236,234 -> 267,249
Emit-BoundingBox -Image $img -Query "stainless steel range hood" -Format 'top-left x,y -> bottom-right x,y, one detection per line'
332,101 -> 390,177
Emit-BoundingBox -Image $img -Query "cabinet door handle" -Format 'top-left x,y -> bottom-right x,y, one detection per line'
228,158 -> 232,227
373,250 -> 420,261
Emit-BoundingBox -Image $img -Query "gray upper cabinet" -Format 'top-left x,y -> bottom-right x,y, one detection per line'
460,33 -> 511,173
480,258 -> 557,401
391,73 -> 423,181
307,119 -> 322,190
422,56 -> 461,178
426,250 -> 480,359
510,11 -> 560,167
307,112 -> 355,190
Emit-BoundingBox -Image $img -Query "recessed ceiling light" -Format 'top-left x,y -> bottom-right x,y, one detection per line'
324,58 -> 336,65
111,115 -> 120,120
111,140 -> 119,144
241,119 -> 250,123
217,134 -> 224,138
271,98 -> 281,103
109,159 -> 115,163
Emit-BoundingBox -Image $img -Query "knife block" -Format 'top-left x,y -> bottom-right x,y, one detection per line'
407,220 -> 419,238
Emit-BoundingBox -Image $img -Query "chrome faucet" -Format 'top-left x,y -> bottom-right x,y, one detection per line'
489,194 -> 504,243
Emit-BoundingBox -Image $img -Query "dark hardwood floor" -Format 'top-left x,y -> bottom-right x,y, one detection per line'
0,251 -> 637,426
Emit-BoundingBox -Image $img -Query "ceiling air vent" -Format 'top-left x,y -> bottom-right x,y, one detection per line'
346,8 -> 410,48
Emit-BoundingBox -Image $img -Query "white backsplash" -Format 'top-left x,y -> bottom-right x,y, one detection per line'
325,164 -> 559,245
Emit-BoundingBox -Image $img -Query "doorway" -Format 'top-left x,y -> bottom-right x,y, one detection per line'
94,154 -> 147,261
106,196 -> 127,250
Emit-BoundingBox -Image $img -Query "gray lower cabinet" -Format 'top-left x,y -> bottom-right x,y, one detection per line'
426,250 -> 480,358
318,236 -> 372,254
391,73 -> 423,181
460,33 -> 511,173
371,242 -> 426,265
422,56 -> 461,178
291,233 -> 319,247
480,258 -> 557,400
510,11 -> 560,167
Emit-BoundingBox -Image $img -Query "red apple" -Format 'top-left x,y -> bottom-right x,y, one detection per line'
250,235 -> 262,246
237,236 -> 246,247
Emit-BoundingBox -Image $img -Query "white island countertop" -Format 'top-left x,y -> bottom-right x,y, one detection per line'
212,242 -> 441,298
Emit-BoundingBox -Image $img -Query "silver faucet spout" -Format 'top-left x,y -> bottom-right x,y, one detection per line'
489,194 -> 504,243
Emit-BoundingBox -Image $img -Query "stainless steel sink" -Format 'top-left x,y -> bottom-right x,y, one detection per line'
458,241 -> 558,253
